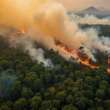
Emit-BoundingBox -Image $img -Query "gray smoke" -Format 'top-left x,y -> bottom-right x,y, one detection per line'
69,14 -> 110,25
0,0 -> 110,64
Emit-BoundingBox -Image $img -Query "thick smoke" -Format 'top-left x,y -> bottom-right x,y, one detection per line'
70,14 -> 110,25
0,27 -> 53,67
0,0 -> 110,64
14,37 -> 53,67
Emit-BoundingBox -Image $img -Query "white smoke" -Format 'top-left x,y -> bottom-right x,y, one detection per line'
70,14 -> 110,25
15,37 -> 53,67
0,0 -> 110,65
0,27 -> 53,67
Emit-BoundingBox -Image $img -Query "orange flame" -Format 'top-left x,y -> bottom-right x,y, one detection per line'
107,56 -> 110,74
78,58 -> 98,69
18,28 -> 27,34
107,69 -> 110,74
56,41 -> 98,69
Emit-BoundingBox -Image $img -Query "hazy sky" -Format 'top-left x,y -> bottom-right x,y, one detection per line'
57,0 -> 110,11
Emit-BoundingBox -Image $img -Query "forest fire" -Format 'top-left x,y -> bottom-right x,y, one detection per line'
107,55 -> 110,74
56,41 -> 79,60
0,0 -> 110,72
56,41 -> 99,69
17,28 -> 27,35
19,28 -> 26,34
78,58 -> 98,69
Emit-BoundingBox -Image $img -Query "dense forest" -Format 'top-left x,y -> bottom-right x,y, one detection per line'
0,25 -> 110,110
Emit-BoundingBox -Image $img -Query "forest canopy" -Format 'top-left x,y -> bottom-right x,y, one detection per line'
0,25 -> 110,110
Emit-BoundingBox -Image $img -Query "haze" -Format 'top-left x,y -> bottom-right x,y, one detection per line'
57,0 -> 110,11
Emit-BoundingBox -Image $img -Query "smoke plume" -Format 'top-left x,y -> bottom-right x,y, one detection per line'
15,37 -> 53,67
0,0 -> 110,66
70,14 -> 110,25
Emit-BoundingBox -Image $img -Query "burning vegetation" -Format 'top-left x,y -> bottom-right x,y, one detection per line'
56,40 -> 99,69
0,1 -> 110,109
0,0 -> 110,73
107,55 -> 110,74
